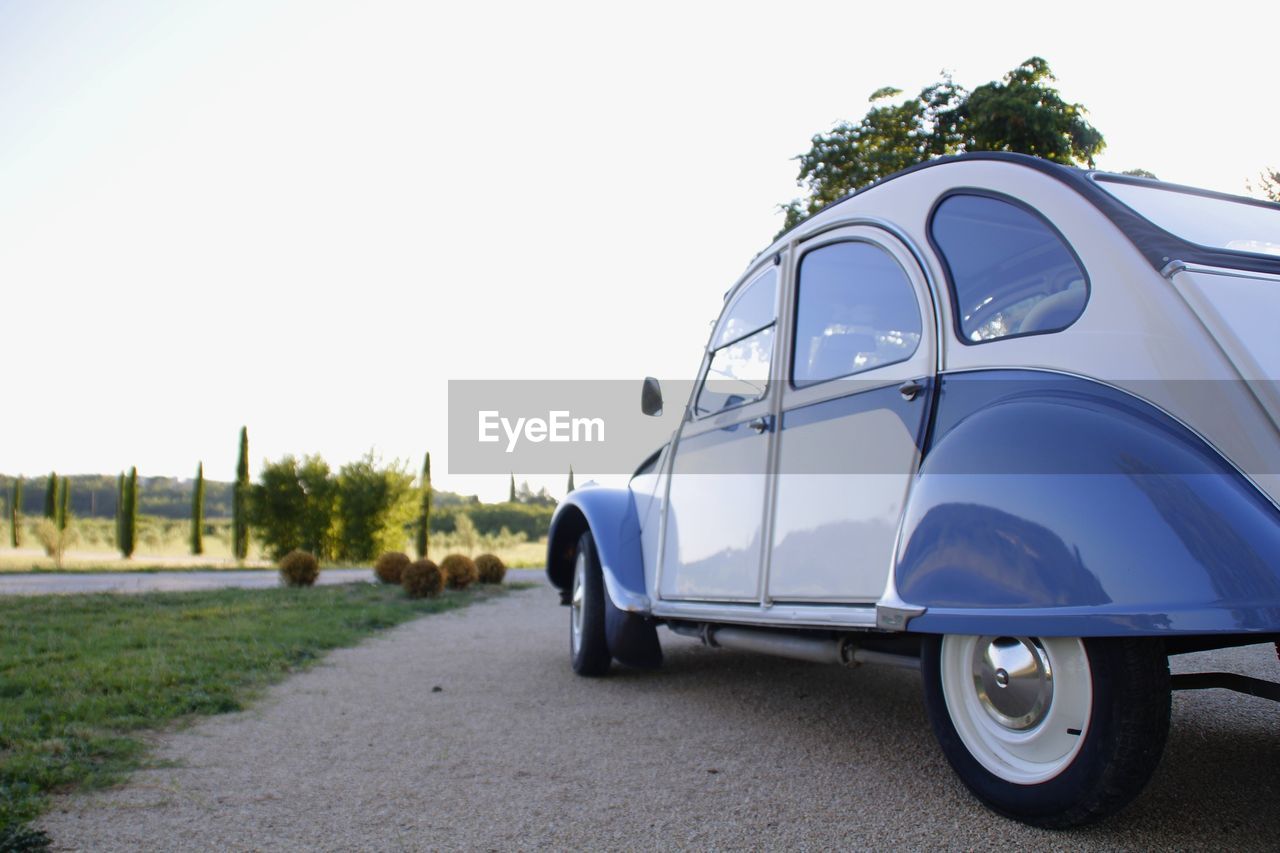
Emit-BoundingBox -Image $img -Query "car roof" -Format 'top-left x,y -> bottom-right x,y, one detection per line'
765,151 -> 1280,278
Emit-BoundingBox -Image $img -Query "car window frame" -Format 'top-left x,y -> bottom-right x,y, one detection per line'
927,188 -> 1092,347
691,264 -> 780,422
788,237 -> 925,390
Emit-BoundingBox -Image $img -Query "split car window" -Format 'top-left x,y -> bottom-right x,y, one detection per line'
696,268 -> 777,417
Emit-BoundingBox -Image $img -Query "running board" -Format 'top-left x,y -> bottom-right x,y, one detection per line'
670,623 -> 919,671
1171,672 -> 1280,703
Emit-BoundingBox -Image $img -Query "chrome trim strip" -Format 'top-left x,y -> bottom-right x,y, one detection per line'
1165,262 -> 1280,283
651,600 -> 879,630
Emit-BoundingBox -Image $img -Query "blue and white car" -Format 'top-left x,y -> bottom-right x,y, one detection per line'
546,152 -> 1280,827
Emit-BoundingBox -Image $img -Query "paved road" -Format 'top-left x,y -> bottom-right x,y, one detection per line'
0,568 -> 547,596
40,586 -> 1279,851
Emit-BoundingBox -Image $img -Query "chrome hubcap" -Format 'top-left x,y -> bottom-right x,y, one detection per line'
972,636 -> 1053,730
570,551 -> 585,654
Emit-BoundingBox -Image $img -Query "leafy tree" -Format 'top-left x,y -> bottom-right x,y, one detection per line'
415,452 -> 432,559
57,477 -> 70,531
250,454 -> 337,561
514,480 -> 557,507
9,478 -> 22,548
1121,168 -> 1158,179
191,462 -> 205,555
334,452 -> 417,562
566,465 -> 575,494
509,473 -> 516,503
1249,168 -> 1280,202
115,472 -> 124,546
120,467 -> 138,558
233,427 -> 250,561
44,472 -> 57,520
781,57 -> 1105,230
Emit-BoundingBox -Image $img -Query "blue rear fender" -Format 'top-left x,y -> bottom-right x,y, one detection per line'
896,372 -> 1280,637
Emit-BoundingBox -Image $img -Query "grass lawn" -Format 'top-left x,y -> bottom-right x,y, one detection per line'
0,582 -> 520,849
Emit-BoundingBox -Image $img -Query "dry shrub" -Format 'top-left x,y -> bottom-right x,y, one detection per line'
279,550 -> 320,587
474,553 -> 506,585
374,551 -> 411,585
439,553 -> 477,590
402,559 -> 443,599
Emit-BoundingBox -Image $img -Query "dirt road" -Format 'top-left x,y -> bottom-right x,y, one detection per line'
40,585 -> 1279,850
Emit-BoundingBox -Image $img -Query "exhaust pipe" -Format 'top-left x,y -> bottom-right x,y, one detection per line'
672,623 -> 919,671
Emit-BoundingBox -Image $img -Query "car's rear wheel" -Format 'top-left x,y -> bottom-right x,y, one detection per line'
569,530 -> 611,676
921,634 -> 1170,828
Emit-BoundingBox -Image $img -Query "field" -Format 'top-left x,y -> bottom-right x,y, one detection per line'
0,582 -> 520,848
0,517 -> 547,572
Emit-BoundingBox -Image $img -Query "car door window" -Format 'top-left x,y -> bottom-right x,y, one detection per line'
792,241 -> 922,387
696,269 -> 777,416
930,193 -> 1089,343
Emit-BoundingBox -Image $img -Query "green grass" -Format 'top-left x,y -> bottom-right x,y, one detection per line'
0,582 -> 521,848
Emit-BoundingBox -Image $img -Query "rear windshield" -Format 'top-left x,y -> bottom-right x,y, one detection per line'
1097,178 -> 1280,258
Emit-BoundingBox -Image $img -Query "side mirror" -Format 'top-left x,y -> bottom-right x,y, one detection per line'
641,376 -> 663,417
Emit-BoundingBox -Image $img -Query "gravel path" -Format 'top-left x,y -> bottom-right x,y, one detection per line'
40,585 -> 1279,851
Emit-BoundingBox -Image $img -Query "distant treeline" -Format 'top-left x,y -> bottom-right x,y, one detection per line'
0,473 -> 535,531
0,475 -> 232,520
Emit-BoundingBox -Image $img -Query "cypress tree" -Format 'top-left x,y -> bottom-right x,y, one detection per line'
567,465 -> 575,494
9,479 -> 22,548
120,467 -> 138,558
415,452 -> 432,559
44,472 -> 57,519
509,473 -> 516,503
115,472 -> 124,547
191,461 -> 205,555
233,427 -> 250,561
57,477 -> 70,530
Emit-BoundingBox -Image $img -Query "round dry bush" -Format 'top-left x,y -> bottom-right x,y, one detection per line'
439,553 -> 478,590
402,559 -> 443,599
474,553 -> 506,585
374,551 -> 411,585
279,550 -> 320,587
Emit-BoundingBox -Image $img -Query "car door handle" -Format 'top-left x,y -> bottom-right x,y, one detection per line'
899,380 -> 924,401
747,416 -> 770,433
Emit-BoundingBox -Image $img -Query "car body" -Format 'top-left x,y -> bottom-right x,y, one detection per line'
546,152 -> 1280,827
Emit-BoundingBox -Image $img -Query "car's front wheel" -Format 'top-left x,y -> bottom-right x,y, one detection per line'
921,634 -> 1170,828
569,530 -> 611,677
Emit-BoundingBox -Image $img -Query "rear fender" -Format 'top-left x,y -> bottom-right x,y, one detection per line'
896,371 -> 1280,637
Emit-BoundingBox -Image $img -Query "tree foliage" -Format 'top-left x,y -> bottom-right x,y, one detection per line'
43,472 -> 57,520
250,455 -> 337,561
8,479 -> 21,548
120,467 -> 138,558
781,57 -> 1105,230
57,477 -> 70,531
1249,168 -> 1280,202
191,462 -> 205,555
334,453 -> 417,563
566,466 -> 575,494
416,452 -> 432,559
233,427 -> 250,561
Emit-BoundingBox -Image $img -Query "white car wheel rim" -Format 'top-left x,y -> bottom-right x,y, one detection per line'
940,634 -> 1092,785
570,550 -> 586,655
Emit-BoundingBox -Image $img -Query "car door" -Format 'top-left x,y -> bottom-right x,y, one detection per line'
658,262 -> 781,601
765,227 -> 935,603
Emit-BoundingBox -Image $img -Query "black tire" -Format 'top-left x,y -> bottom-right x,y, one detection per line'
921,635 -> 1170,828
569,530 -> 611,677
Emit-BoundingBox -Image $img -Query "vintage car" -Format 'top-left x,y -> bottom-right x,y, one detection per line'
545,152 -> 1280,828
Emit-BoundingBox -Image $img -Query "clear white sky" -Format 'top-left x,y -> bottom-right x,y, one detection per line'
2,1 -> 1275,500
